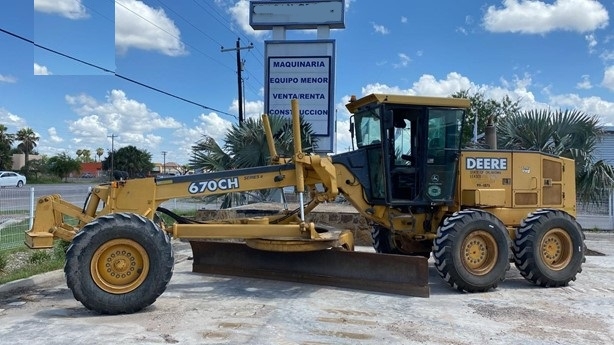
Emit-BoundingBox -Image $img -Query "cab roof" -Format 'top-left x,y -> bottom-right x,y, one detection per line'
345,93 -> 471,113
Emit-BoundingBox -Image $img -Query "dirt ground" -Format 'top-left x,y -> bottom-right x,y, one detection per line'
0,232 -> 612,345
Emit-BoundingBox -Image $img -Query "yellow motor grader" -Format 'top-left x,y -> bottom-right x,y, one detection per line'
25,95 -> 585,314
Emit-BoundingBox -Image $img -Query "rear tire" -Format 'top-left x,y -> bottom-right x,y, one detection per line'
513,209 -> 585,287
371,225 -> 401,254
65,213 -> 174,314
433,209 -> 510,292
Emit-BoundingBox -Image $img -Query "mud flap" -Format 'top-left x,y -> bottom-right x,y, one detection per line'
190,241 -> 430,297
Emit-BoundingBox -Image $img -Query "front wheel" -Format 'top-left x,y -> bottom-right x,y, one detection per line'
65,213 -> 174,314
16,180 -> 23,187
513,209 -> 585,287
433,209 -> 510,292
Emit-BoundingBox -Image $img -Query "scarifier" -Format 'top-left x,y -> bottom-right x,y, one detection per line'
25,94 -> 585,314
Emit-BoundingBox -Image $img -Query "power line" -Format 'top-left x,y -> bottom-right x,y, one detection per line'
0,27 -> 238,120
116,0 -> 263,103
114,0 -> 234,73
151,0 -> 225,48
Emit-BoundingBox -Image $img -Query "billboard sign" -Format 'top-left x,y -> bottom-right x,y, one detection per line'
265,40 -> 335,152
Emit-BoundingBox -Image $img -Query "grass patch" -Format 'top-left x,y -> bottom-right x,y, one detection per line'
0,240 -> 68,285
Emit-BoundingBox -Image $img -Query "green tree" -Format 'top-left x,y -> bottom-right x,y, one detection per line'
48,153 -> 81,181
102,145 -> 153,178
96,147 -> 104,162
497,109 -> 614,203
15,127 -> 39,173
190,115 -> 317,208
24,157 -> 48,179
451,90 -> 521,147
76,149 -> 93,162
0,124 -> 14,170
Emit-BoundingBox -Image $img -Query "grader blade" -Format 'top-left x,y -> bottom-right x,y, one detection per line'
190,241 -> 430,297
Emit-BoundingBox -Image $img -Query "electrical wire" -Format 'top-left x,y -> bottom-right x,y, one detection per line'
117,0 -> 262,101
0,27 -> 238,119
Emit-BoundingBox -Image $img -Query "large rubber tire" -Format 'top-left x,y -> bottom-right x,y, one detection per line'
433,209 -> 510,292
65,213 -> 174,314
513,209 -> 585,287
371,225 -> 401,254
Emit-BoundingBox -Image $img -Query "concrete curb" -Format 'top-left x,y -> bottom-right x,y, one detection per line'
0,270 -> 64,295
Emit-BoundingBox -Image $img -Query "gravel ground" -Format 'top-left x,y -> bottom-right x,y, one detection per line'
0,233 -> 612,345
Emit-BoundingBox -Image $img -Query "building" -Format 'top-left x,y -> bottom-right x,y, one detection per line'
594,126 -> 614,164
152,161 -> 183,175
11,153 -> 42,170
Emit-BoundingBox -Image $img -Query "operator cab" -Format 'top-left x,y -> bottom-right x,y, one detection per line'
338,94 -> 468,207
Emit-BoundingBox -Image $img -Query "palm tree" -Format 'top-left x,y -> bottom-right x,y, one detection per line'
190,115 -> 317,208
96,147 -> 104,162
0,124 -> 14,170
76,149 -> 83,161
15,127 -> 39,173
82,149 -> 92,162
497,109 -> 614,203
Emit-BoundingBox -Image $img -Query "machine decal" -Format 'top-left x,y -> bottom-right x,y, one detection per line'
188,177 -> 240,194
428,185 -> 442,197
466,157 -> 507,170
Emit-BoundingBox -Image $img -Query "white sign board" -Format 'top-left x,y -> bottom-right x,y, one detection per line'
268,56 -> 331,135
250,0 -> 345,30
265,40 -> 336,152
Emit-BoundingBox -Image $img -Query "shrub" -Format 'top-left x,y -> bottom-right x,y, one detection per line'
0,253 -> 7,272
29,250 -> 51,264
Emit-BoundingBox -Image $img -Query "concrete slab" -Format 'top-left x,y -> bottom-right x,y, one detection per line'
0,234 -> 612,344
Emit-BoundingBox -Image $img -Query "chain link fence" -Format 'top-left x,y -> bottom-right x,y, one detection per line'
1,185 -> 612,254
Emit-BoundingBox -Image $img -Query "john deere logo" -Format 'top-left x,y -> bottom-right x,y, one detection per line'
466,157 -> 507,170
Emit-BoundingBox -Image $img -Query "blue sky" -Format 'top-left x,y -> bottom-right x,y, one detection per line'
0,0 -> 613,165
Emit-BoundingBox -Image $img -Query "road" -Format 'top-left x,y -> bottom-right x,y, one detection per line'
0,233 -> 612,345
0,183 -> 97,212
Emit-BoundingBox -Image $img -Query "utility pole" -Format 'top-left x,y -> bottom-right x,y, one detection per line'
221,38 -> 253,124
107,134 -> 117,181
162,151 -> 167,175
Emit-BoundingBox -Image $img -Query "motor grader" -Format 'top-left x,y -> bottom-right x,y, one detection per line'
25,95 -> 585,314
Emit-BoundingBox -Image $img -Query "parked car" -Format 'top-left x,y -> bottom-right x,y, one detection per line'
81,173 -> 94,178
0,171 -> 26,187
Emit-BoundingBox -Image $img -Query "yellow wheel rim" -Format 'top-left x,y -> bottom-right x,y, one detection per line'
461,230 -> 498,276
91,239 -> 149,294
540,228 -> 572,271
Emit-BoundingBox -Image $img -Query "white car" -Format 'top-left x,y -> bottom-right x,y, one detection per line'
0,171 -> 26,188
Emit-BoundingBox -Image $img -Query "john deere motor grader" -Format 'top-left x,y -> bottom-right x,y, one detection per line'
25,95 -> 585,314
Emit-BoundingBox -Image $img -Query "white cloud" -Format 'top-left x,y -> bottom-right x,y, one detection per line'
227,0 -> 268,39
0,74 -> 16,83
401,16 -> 408,24
483,0 -> 609,34
0,108 -> 28,131
229,99 -> 265,121
549,93 -> 614,124
34,63 -> 52,75
577,74 -> 593,89
66,89 -> 182,150
585,33 -> 598,52
47,127 -> 64,143
372,23 -> 390,35
115,0 -> 187,56
603,66 -> 614,91
601,50 -> 614,62
34,0 -> 88,20
172,112 -> 233,162
393,53 -> 411,68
